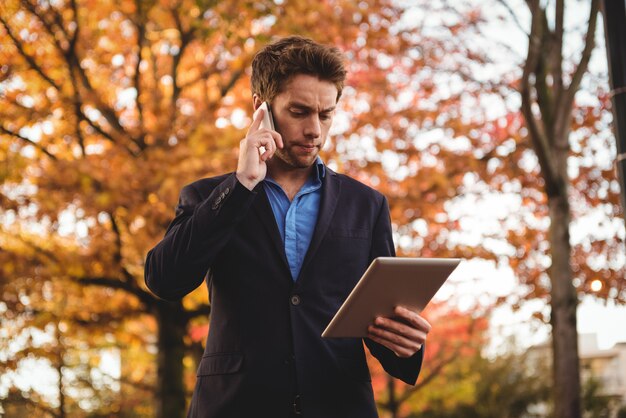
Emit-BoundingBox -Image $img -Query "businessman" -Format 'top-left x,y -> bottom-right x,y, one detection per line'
145,36 -> 431,418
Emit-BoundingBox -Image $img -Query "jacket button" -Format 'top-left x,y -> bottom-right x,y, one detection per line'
290,295 -> 301,306
224,187 -> 230,195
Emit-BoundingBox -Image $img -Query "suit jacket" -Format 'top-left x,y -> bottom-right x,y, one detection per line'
144,168 -> 424,418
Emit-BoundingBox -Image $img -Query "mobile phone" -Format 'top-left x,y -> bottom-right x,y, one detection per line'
253,101 -> 275,131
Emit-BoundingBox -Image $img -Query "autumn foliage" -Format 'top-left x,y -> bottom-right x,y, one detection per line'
0,0 -> 624,416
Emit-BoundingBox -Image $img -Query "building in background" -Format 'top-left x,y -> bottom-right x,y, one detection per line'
528,334 -> 626,418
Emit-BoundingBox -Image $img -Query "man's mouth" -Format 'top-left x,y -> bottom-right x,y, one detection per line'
294,144 -> 318,153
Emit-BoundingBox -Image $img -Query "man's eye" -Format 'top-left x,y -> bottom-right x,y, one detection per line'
290,110 -> 306,117
320,113 -> 333,121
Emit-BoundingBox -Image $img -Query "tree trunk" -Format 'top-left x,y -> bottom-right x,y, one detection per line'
156,301 -> 188,418
386,374 -> 399,418
548,149 -> 581,418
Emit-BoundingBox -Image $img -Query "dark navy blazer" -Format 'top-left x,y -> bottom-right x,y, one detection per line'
144,167 -> 424,418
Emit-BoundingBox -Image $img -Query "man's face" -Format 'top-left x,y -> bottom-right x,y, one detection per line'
263,74 -> 337,169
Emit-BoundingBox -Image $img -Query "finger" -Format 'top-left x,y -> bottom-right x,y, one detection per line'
247,108 -> 265,136
257,134 -> 277,161
368,326 -> 424,357
367,332 -> 419,358
369,322 -> 426,349
260,146 -> 274,161
259,132 -> 276,157
272,131 -> 283,149
366,334 -> 401,356
394,306 -> 432,333
373,316 -> 426,343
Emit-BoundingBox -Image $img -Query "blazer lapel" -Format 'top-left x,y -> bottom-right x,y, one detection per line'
298,169 -> 341,280
251,183 -> 291,276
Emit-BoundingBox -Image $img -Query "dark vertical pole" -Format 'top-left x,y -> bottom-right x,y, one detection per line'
601,0 -> 626,222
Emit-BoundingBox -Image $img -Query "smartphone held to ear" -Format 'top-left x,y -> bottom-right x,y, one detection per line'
253,102 -> 275,131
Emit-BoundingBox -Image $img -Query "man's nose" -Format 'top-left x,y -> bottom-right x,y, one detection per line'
303,114 -> 321,138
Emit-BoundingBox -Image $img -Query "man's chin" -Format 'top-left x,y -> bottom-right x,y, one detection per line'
276,151 -> 317,169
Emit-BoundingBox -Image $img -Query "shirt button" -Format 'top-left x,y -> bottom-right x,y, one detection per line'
290,295 -> 301,306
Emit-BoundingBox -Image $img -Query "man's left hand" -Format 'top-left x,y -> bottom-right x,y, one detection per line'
367,306 -> 431,358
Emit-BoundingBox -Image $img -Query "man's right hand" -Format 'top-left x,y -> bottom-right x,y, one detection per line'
236,108 -> 283,190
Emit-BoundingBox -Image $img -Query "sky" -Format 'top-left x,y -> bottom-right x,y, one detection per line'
434,260 -> 626,354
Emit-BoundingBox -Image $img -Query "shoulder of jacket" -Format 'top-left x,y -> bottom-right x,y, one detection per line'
182,173 -> 233,194
177,173 -> 235,206
329,169 -> 385,202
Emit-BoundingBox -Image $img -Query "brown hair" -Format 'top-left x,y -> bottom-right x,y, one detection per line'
251,36 -> 347,103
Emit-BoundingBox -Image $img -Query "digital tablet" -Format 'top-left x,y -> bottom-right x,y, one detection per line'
321,257 -> 461,338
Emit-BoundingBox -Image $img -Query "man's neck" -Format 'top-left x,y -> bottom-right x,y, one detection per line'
267,159 -> 315,201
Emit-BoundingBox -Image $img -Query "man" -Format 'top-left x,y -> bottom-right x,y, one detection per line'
145,36 -> 431,418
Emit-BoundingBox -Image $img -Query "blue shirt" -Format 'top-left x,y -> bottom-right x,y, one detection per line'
264,158 -> 325,281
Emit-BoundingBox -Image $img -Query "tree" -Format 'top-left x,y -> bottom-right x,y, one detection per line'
410,347 -> 552,418
370,304 -> 552,418
518,1 -> 604,416
338,1 -> 624,416
369,304 -> 490,418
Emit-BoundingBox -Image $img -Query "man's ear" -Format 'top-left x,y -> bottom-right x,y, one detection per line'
252,95 -> 263,111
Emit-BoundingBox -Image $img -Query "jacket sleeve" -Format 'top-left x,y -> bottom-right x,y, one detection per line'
363,195 -> 425,385
144,174 -> 257,301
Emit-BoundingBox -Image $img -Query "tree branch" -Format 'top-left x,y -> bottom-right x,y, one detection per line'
68,0 -> 80,51
219,68 -> 244,98
66,0 -> 85,157
3,390 -> 60,418
0,125 -> 57,160
108,212 -> 137,285
555,0 -> 600,139
59,13 -> 138,150
399,347 -> 459,404
74,105 -> 138,156
70,59 -> 131,140
19,0 -> 86,156
20,0 -> 68,56
76,107 -> 115,140
0,15 -> 61,91
536,43 -> 554,139
132,0 -> 146,139
78,276 -> 156,310
71,93 -> 86,156
177,63 -> 218,90
169,7 -> 195,138
520,0 -> 559,196
496,0 -> 529,37
112,373 -> 157,394
47,0 -> 72,42
553,0 -> 564,104
387,316 -> 482,410
184,303 -> 211,320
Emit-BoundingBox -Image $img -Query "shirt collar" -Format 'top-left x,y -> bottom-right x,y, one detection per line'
265,157 -> 326,185
314,156 -> 326,180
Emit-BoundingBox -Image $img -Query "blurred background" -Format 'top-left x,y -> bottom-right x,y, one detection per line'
1,0 -> 624,417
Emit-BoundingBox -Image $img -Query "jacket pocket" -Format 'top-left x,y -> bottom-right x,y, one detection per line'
328,227 -> 369,240
197,352 -> 243,376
